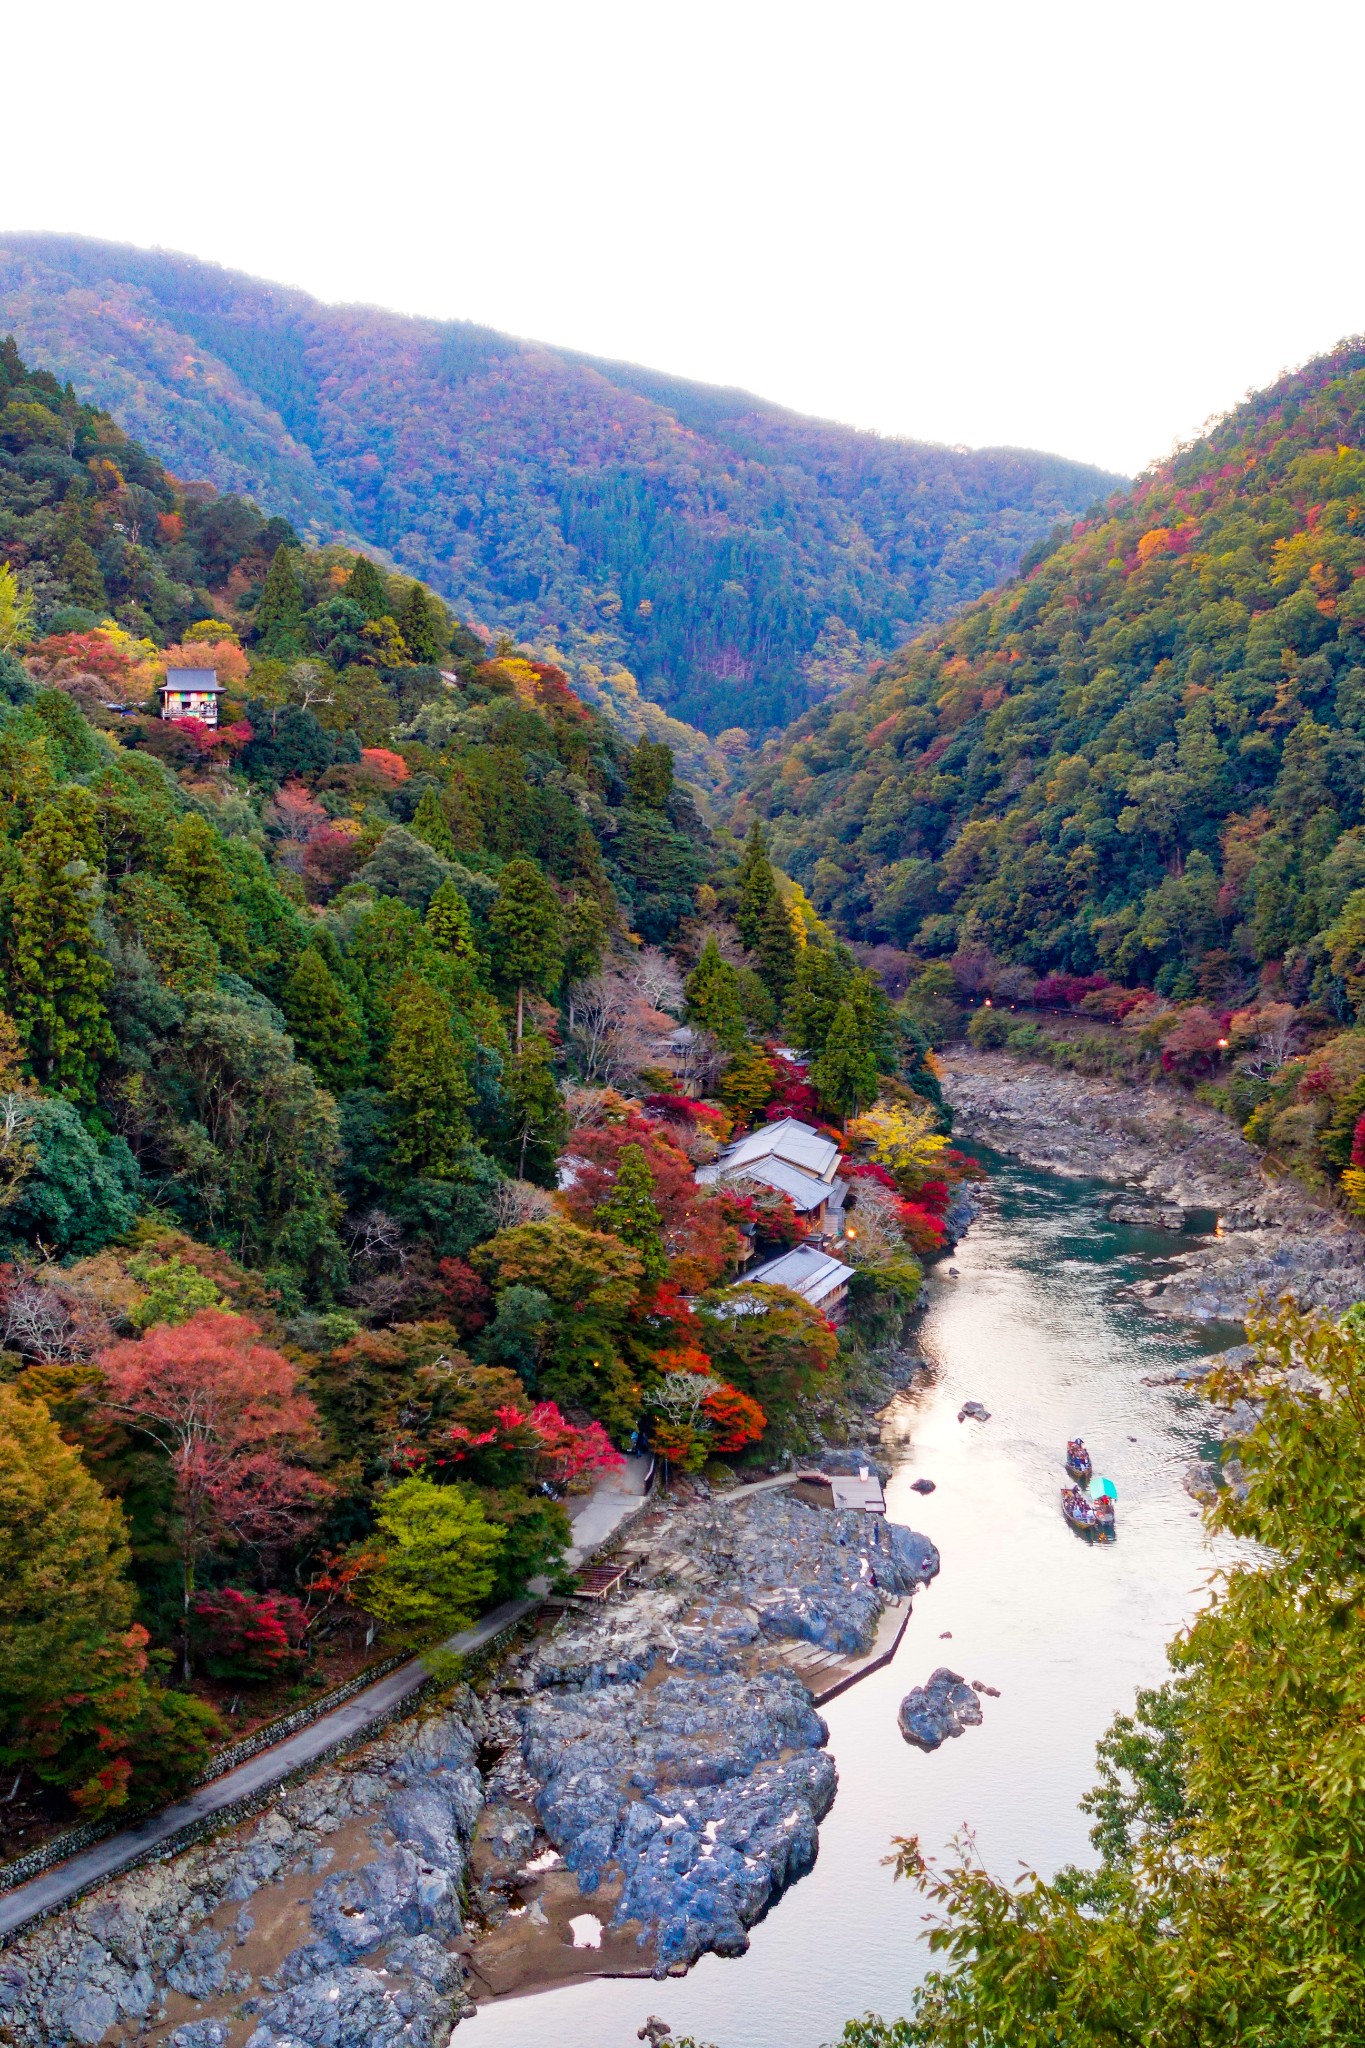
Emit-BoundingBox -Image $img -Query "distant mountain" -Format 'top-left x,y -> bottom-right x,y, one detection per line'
0,233 -> 1123,736
742,337 -> 1365,998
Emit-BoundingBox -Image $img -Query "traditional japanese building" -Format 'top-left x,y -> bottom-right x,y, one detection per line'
158,668 -> 224,725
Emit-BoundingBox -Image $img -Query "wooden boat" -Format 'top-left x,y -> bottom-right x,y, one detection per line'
1065,1440 -> 1092,1483
1061,1486 -> 1097,1535
1092,1496 -> 1116,1540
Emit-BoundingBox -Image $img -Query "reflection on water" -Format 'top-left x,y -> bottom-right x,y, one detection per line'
467,1160 -> 1240,2048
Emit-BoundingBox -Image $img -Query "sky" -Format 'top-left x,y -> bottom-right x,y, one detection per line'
5,0 -> 1364,478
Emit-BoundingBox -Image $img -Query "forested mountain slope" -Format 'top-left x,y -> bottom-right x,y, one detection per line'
0,233 -> 1120,737
0,337 -> 968,1837
746,337 -> 1365,999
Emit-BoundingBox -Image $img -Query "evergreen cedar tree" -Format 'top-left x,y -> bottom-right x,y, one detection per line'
0,333 -> 965,1819
0,251 -> 1118,734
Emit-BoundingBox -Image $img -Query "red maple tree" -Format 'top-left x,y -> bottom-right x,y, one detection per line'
98,1311 -> 330,1674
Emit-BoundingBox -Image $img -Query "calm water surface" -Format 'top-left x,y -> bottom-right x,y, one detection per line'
470,1159 -> 1240,2048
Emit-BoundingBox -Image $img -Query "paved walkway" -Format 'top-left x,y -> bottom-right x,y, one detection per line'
0,1456 -> 653,1940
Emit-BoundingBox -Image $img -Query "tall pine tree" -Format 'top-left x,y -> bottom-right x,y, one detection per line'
344,554 -> 389,622
756,892 -> 799,1010
489,859 -> 563,1043
255,544 -> 303,655
411,787 -> 459,862
736,820 -> 778,952
684,936 -> 746,1053
386,977 -> 473,1177
7,790 -> 114,1101
397,582 -> 443,664
811,996 -> 878,1122
504,1032 -> 568,1185
425,878 -> 480,966
281,946 -> 369,1090
593,1142 -> 667,1285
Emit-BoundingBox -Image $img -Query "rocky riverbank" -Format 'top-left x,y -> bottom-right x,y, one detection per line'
466,1483 -> 937,1996
0,1483 -> 938,2045
943,1048 -> 1365,1324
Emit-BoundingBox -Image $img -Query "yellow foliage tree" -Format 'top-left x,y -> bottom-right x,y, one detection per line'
847,1098 -> 948,1191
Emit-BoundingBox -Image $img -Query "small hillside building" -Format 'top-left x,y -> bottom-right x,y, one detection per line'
158,669 -> 224,726
696,1115 -> 849,1245
726,1243 -> 856,1320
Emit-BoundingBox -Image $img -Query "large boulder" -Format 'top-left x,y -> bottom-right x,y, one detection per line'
898,1668 -> 984,1752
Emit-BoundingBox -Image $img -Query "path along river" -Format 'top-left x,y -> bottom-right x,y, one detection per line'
469,1156 -> 1245,2048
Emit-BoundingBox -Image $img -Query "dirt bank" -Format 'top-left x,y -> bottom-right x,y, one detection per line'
942,1048 -> 1365,1324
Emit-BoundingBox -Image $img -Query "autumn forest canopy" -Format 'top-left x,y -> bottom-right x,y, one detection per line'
0,233 -> 1121,741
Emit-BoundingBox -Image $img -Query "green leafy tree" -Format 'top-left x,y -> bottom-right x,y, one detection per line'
0,1096 -> 140,1258
59,535 -> 107,611
125,1252 -> 225,1331
736,819 -> 778,952
489,858 -> 563,1042
756,892 -> 799,1010
718,1043 -> 776,1120
6,790 -> 115,1102
473,1217 -> 642,1434
0,560 -> 34,652
504,1032 -> 567,1184
562,887 -> 609,990
627,737 -> 675,809
411,786 -> 460,862
0,1383 -> 148,1811
685,936 -> 746,1053
397,581 -> 444,664
254,543 -> 304,654
425,878 -> 480,966
344,554 -> 390,622
363,1475 -> 504,1636
698,1282 -> 838,1423
593,1141 -> 667,1284
478,1487 -> 572,1603
281,944 -> 369,1090
148,992 -> 345,1288
386,976 -> 473,1177
785,943 -> 852,1056
812,996 -> 879,1120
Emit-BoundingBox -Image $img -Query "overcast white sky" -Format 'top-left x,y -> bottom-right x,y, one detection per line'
4,0 -> 1362,477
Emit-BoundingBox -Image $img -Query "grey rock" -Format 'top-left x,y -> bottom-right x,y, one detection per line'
909,1477 -> 936,1494
899,1668 -> 986,1751
957,1401 -> 991,1422
169,2022 -> 232,2048
384,1935 -> 464,1992
53,1984 -> 118,2047
167,1927 -> 230,2001
246,1959 -> 452,2048
480,1805 -> 537,1865
1109,1198 -> 1186,1229
310,1844 -> 459,1954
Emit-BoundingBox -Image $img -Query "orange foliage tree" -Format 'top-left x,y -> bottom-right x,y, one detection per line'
556,1117 -> 741,1291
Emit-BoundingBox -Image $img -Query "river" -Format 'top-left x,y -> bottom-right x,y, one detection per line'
468,1156 -> 1243,2048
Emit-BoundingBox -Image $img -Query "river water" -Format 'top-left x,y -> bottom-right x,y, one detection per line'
469,1157 -> 1241,2048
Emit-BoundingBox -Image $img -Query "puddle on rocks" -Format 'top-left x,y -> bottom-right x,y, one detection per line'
465,1156 -> 1242,2048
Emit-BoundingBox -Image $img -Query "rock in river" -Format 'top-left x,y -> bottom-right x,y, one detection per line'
898,1669 -> 985,1751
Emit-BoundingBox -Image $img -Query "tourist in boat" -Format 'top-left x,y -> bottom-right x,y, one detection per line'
1066,1439 -> 1092,1481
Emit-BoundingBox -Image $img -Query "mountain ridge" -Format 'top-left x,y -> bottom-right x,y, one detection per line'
740,333 -> 1365,1003
0,231 -> 1123,737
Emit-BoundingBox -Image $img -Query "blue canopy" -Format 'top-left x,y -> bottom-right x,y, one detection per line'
1088,1474 -> 1118,1501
